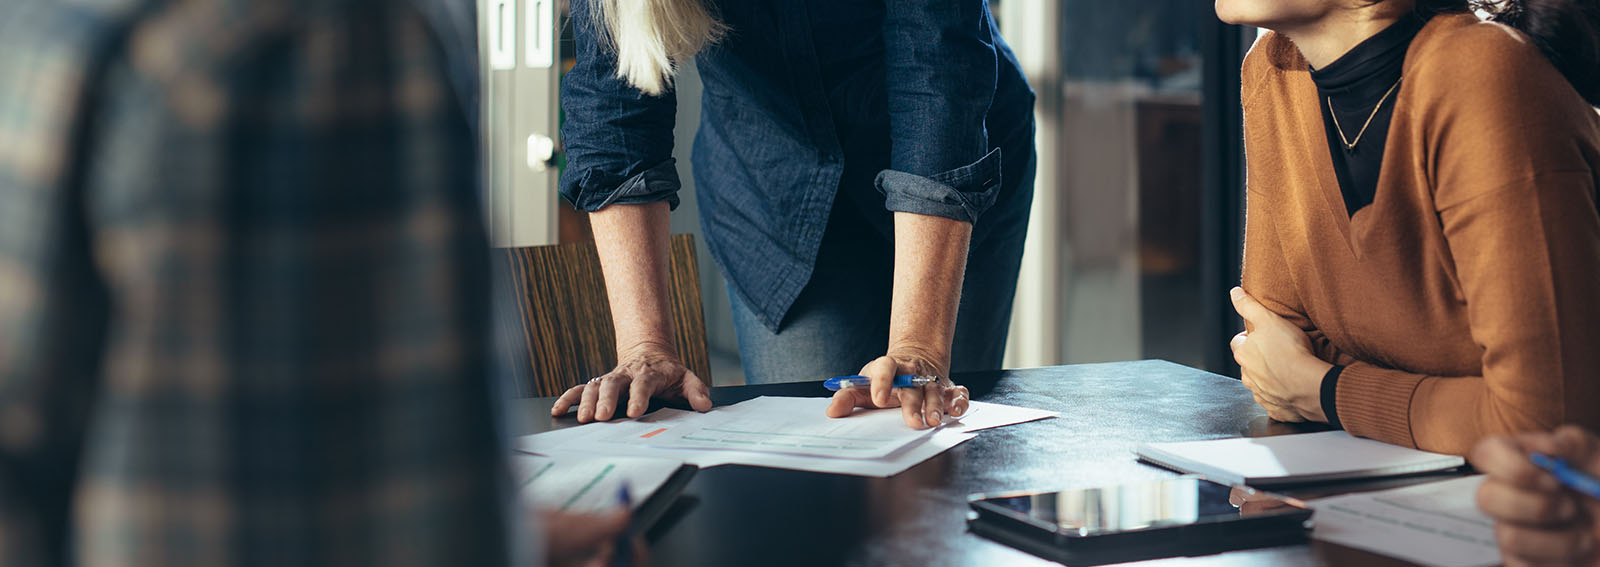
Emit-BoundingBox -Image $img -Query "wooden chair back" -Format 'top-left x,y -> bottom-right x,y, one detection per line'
502,234 -> 711,397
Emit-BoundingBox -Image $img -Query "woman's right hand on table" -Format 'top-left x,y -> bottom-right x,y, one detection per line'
550,341 -> 713,423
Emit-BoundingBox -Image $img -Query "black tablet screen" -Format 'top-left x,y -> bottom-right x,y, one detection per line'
976,477 -> 1304,537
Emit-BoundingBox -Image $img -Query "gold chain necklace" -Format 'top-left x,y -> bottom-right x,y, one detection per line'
1327,76 -> 1403,151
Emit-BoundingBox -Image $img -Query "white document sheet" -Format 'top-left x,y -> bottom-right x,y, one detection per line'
1310,476 -> 1499,567
643,397 -> 939,459
519,418 -> 977,478
949,400 -> 1060,433
510,453 -> 683,513
518,397 -> 1053,477
635,397 -> 1058,459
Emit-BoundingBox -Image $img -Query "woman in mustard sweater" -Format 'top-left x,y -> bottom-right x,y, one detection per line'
1217,0 -> 1600,455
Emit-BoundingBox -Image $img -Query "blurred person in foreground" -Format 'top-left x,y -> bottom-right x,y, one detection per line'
1474,426 -> 1600,567
0,0 -> 626,565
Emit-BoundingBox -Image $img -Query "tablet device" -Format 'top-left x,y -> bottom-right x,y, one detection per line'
968,476 -> 1313,565
633,464 -> 697,534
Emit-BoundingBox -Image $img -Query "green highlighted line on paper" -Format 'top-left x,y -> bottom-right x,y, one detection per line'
560,463 -> 616,510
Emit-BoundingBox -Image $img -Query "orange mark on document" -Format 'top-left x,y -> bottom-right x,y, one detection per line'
640,428 -> 669,439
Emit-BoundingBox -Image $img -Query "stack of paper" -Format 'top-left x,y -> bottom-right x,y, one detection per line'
636,396 -> 943,458
518,396 -> 1058,478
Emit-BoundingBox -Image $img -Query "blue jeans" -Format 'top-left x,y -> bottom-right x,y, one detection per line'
729,153 -> 1036,384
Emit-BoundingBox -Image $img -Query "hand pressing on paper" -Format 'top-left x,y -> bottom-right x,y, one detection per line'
1472,426 -> 1600,567
552,341 -> 713,423
825,346 -> 970,429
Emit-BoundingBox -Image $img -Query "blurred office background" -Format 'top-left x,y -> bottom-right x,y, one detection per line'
487,0 -> 1255,385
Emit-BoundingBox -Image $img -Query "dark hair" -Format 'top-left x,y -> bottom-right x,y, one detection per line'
1414,0 -> 1600,105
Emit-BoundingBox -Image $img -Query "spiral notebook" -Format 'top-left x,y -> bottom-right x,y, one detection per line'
1135,431 -> 1466,486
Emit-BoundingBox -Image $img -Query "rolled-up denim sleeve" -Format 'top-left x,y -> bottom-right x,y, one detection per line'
877,0 -> 1001,223
558,0 -> 680,212
875,147 -> 1001,223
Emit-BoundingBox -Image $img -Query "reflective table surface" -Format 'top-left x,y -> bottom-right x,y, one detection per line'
508,360 -> 1465,566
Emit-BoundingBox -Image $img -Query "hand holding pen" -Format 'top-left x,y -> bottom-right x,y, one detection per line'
822,374 -> 938,391
540,507 -> 638,567
1472,425 -> 1600,567
823,350 -> 970,430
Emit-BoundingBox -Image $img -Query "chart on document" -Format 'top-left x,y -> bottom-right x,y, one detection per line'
511,453 -> 683,513
639,397 -> 938,459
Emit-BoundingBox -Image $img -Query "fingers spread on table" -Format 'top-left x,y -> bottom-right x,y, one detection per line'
897,385 -> 929,429
577,376 -> 607,423
682,370 -> 713,412
826,388 -> 872,418
919,385 -> 944,428
553,384 -> 585,416
594,373 -> 631,421
626,374 -> 654,418
947,384 -> 970,418
860,357 -> 898,407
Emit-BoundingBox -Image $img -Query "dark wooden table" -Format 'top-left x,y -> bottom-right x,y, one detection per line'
507,360 -> 1466,566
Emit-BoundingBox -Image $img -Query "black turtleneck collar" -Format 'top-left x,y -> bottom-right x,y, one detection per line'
1311,11 -> 1425,95
1310,11 -> 1428,216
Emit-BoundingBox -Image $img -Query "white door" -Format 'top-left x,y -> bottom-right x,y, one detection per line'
480,0 -> 559,247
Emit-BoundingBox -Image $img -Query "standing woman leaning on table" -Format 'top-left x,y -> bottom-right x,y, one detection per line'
1218,0 -> 1600,455
549,0 -> 1036,429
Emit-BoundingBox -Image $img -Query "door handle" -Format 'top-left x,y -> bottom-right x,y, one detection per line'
527,134 -> 560,173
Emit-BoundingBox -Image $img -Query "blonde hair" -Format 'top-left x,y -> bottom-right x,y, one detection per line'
591,0 -> 726,96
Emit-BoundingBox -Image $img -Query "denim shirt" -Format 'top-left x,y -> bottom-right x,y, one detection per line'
560,0 -> 1035,331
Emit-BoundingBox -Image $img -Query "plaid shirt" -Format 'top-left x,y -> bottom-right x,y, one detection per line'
0,0 -> 511,565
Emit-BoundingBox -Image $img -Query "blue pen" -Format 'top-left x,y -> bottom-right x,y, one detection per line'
1529,453 -> 1600,500
823,374 -> 935,391
612,484 -> 632,567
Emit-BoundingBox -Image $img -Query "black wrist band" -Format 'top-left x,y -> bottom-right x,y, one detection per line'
1320,365 -> 1345,429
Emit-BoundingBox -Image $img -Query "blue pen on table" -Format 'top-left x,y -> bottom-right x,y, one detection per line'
612,484 -> 633,567
823,374 -> 935,391
1529,453 -> 1600,500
